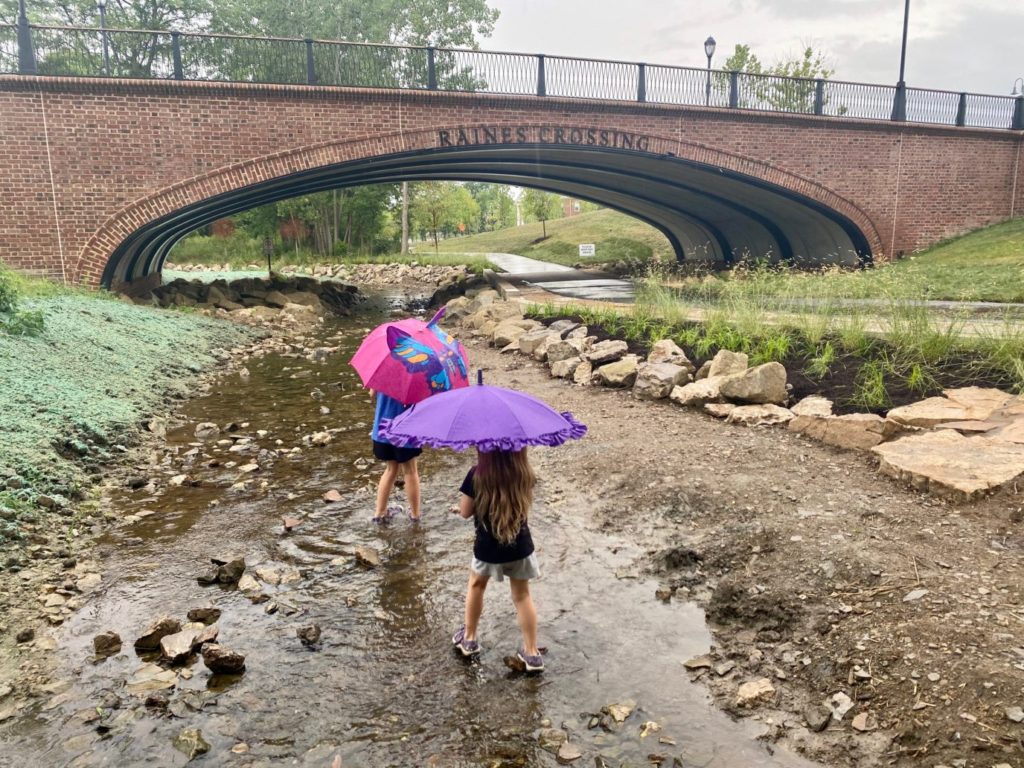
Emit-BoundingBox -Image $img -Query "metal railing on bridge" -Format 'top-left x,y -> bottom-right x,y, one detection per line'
2,21 -> 1022,131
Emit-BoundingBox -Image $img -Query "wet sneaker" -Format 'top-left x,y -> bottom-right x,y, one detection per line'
451,626 -> 480,657
516,649 -> 545,672
407,507 -> 421,523
372,504 -> 402,524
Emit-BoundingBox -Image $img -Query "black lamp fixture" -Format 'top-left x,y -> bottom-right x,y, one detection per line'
97,0 -> 110,76
704,36 -> 716,106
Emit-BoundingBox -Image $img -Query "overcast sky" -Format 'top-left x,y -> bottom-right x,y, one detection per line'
485,0 -> 1022,97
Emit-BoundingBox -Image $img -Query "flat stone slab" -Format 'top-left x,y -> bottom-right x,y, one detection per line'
873,429 -> 1024,500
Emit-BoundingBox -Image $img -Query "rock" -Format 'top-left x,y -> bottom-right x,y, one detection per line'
725,404 -> 794,427
322,489 -> 343,503
708,349 -> 748,378
194,422 -> 220,439
537,727 -> 567,753
309,431 -> 332,447
297,624 -> 322,647
173,728 -> 211,761
633,362 -> 690,400
548,319 -> 580,336
491,320 -> 539,348
639,720 -> 662,738
790,413 -> 887,451
604,700 -> 636,723
791,395 -> 834,418
1005,706 -> 1024,723
216,557 -> 246,584
160,629 -> 200,664
355,547 -> 380,568
263,290 -> 290,308
550,357 -> 583,379
714,661 -> 736,677
704,403 -> 737,418
683,655 -> 713,671
93,631 -> 122,658
586,340 -> 629,365
851,712 -> 877,732
719,362 -> 788,405
555,742 -> 583,763
196,566 -> 219,585
134,617 -> 182,651
237,574 -> 261,593
735,678 -> 775,708
282,516 -> 301,531
695,360 -> 712,380
518,329 -> 556,357
201,644 -> 246,674
531,333 -> 562,363
546,338 -> 587,365
76,573 -> 102,592
669,377 -> 728,407
571,360 -> 593,386
126,662 -> 178,694
647,339 -> 694,372
186,607 -> 221,624
903,588 -> 928,602
873,429 -> 1024,499
827,692 -> 854,721
593,356 -> 640,388
804,704 -> 832,732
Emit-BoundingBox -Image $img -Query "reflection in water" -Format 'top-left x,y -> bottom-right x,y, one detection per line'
0,301 -> 817,768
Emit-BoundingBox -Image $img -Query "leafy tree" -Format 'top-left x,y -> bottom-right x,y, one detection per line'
719,44 -> 837,113
465,183 -> 517,232
521,188 -> 560,238
411,182 -> 478,252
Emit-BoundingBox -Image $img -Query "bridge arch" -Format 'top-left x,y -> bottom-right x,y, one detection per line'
75,126 -> 883,288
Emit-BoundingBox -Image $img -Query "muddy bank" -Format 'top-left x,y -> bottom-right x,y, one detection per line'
458,334 -> 1024,768
133,275 -> 361,316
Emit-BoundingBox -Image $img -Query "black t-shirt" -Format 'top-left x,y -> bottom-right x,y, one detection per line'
460,467 -> 534,564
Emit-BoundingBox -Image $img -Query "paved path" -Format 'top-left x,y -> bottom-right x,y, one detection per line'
485,252 -> 635,302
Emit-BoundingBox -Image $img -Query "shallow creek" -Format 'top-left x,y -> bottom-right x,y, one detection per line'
2,299 -> 817,767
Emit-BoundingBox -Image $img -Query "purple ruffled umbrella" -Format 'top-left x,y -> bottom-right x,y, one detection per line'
378,371 -> 587,453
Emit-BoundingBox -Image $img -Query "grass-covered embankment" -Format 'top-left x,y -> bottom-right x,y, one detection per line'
0,268 -> 257,531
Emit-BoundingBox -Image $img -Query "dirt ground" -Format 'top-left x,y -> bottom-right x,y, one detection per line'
460,333 -> 1024,768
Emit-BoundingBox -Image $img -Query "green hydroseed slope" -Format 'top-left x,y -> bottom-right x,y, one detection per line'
0,294 -> 255,500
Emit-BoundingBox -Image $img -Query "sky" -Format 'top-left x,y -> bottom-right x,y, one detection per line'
484,0 -> 1023,97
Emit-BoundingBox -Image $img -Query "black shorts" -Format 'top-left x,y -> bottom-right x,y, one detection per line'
372,440 -> 422,464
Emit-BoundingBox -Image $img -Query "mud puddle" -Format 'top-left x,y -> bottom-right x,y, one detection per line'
1,301 -> 817,767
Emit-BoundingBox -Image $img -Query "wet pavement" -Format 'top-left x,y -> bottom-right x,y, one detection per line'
486,253 -> 636,303
0,300 -> 817,767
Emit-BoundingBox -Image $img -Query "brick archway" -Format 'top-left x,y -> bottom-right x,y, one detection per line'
76,125 -> 883,287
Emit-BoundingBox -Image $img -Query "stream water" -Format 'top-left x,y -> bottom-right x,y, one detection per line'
1,297 -> 817,767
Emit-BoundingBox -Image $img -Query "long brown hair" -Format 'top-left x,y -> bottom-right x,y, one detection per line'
473,449 -> 536,545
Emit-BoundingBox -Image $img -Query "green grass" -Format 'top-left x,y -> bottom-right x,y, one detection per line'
434,208 -> 674,266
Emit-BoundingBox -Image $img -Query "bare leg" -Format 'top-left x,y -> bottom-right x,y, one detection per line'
374,461 -> 400,518
402,458 -> 421,519
464,572 -> 489,640
509,579 -> 539,656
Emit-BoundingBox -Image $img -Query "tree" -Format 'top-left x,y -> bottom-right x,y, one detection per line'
410,182 -> 478,253
465,183 -> 517,232
720,44 -> 837,113
521,189 -> 560,238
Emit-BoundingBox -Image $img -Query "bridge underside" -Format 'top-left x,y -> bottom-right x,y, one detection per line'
103,145 -> 873,288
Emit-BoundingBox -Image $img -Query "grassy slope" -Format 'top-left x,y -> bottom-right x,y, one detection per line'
433,208 -> 675,266
0,287 -> 255,502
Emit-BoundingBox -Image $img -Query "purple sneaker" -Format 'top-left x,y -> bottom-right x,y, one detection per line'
451,626 -> 480,657
516,649 -> 545,672
372,504 -> 402,524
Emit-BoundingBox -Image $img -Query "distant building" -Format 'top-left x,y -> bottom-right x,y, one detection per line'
561,197 -> 582,217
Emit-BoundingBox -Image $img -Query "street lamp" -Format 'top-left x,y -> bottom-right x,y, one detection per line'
704,36 -> 716,106
891,0 -> 910,120
96,0 -> 110,76
1013,78 -> 1024,131
1013,78 -> 1024,96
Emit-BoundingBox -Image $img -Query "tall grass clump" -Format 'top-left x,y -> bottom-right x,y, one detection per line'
0,262 -> 45,336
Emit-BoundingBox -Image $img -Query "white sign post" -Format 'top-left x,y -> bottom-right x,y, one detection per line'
578,243 -> 596,258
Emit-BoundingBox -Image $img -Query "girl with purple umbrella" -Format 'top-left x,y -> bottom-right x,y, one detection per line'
451,448 -> 543,671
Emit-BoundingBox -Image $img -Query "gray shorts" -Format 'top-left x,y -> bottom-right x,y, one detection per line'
471,553 -> 540,582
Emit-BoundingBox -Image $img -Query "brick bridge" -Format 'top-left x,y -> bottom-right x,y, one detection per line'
1,76 -> 1022,289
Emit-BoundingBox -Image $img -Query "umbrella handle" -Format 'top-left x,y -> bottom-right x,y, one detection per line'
427,307 -> 447,326
477,369 -> 483,386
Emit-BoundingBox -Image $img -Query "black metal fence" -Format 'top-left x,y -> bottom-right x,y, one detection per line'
3,21 -> 1022,131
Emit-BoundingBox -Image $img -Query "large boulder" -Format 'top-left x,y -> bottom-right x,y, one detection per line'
572,360 -> 593,386
492,319 -> 541,347
593,356 -> 640,388
445,296 -> 474,319
873,429 -> 1024,500
789,413 -> 887,451
647,339 -> 694,373
134,617 -> 182,651
518,329 -> 555,357
726,404 -> 795,427
791,395 -> 834,418
708,350 -> 748,378
550,357 -> 583,379
546,338 -> 588,365
633,362 -> 691,400
586,340 -> 629,365
669,377 -> 728,407
719,362 -> 788,405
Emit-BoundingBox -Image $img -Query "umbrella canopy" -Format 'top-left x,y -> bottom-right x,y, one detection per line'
378,372 -> 587,452
350,308 -> 469,405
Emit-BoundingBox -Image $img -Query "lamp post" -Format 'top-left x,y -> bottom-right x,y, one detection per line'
97,0 -> 110,76
17,0 -> 37,75
704,36 -> 716,106
1013,78 -> 1024,96
891,0 -> 910,120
